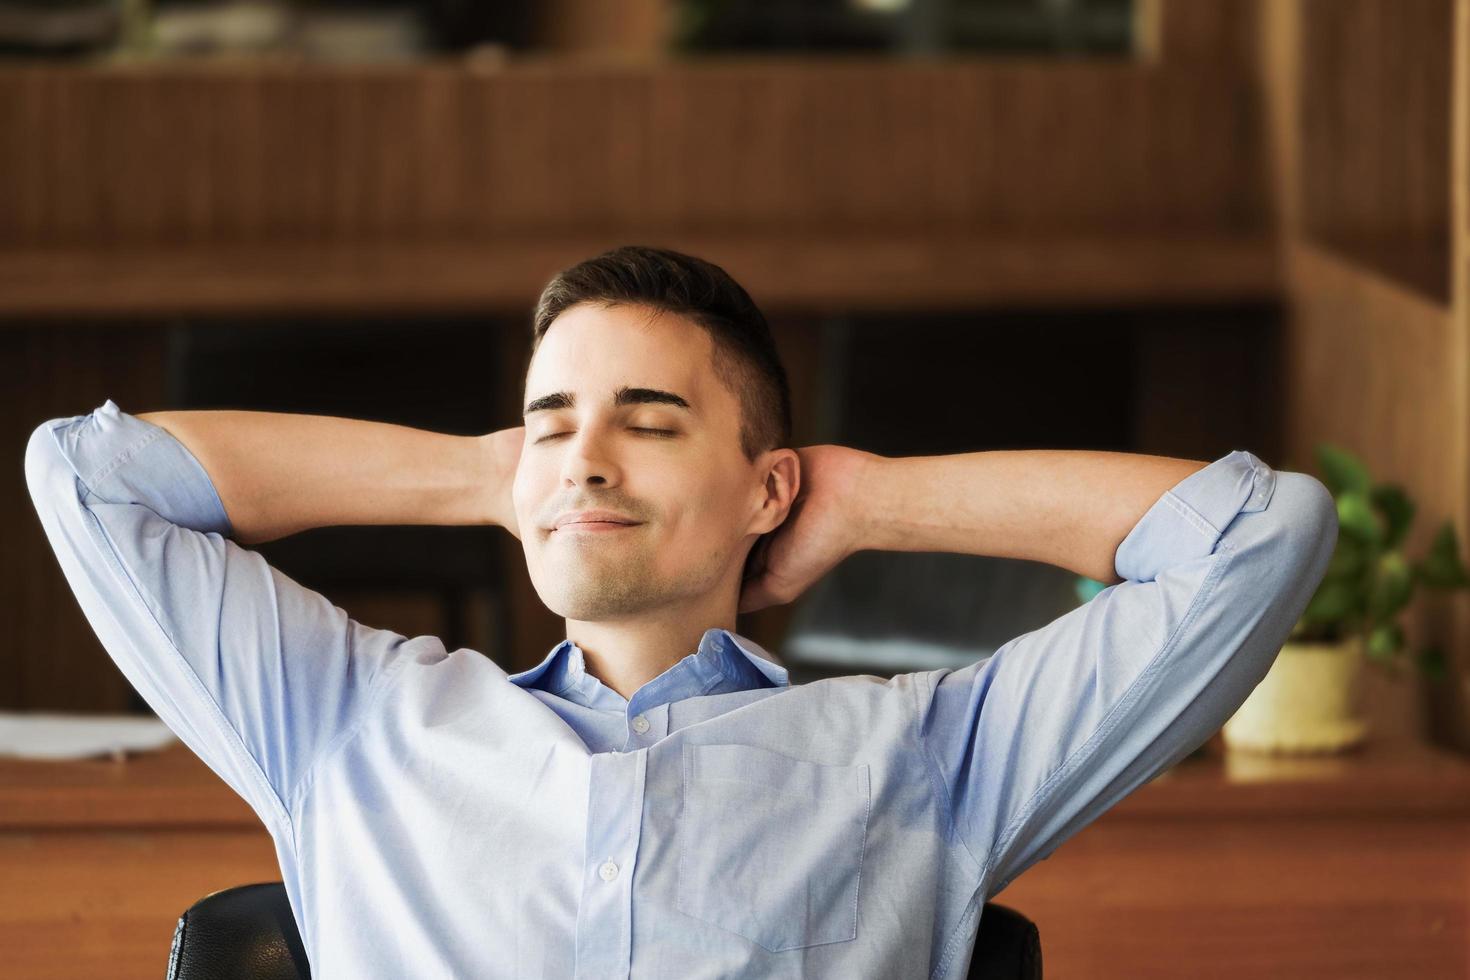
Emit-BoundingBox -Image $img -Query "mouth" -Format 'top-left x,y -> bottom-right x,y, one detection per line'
552,521 -> 642,534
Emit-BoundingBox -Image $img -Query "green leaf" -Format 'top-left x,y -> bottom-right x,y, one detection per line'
1370,484 -> 1415,549
1300,577 -> 1360,626
1324,534 -> 1368,578
1367,551 -> 1413,622
1336,491 -> 1382,545
1417,646 -> 1448,681
1316,444 -> 1371,496
1366,622 -> 1403,662
1419,521 -> 1470,589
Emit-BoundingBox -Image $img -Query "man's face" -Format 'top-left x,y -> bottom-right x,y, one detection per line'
513,301 -> 772,622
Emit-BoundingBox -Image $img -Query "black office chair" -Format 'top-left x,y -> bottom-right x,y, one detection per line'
167,883 -> 310,980
167,882 -> 1041,979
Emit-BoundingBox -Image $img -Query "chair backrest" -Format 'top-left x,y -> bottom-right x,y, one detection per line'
968,902 -> 1043,980
167,883 -> 311,980
169,883 -> 1040,980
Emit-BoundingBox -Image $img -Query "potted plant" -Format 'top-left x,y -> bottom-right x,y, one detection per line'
1220,444 -> 1469,754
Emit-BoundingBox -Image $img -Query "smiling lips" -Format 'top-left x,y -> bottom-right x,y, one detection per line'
552,510 -> 643,532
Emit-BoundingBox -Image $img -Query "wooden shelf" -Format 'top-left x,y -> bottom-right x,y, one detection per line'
1298,236 -> 1453,310
0,234 -> 1277,318
1287,238 -> 1453,319
0,57 -> 1265,244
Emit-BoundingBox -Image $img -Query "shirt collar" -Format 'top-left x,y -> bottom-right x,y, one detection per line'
507,626 -> 789,713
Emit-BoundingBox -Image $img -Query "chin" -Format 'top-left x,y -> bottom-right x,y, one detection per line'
548,598 -> 646,623
549,569 -> 676,620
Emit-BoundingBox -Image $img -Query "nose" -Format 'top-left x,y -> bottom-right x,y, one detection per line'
560,424 -> 622,490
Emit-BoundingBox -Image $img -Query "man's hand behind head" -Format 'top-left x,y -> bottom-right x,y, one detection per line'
738,444 -> 877,614
483,425 -> 526,539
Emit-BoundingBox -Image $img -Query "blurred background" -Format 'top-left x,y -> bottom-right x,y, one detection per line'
5,1 -> 1470,977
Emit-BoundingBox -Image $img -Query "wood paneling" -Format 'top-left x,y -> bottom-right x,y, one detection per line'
0,60 -> 1266,245
1139,0 -> 1261,74
1280,242 -> 1456,511
1298,0 -> 1455,302
0,54 -> 1278,314
0,233 -> 1278,318
1443,0 -> 1470,753
533,0 -> 670,56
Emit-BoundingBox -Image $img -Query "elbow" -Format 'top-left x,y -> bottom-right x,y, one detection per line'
1268,470 -> 1340,595
24,421 -> 68,507
24,418 -> 93,524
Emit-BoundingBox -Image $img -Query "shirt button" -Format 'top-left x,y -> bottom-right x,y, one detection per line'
632,715 -> 650,734
599,860 -> 619,882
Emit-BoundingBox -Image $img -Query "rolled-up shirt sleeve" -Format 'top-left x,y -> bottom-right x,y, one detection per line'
913,450 -> 1339,898
24,399 -> 424,834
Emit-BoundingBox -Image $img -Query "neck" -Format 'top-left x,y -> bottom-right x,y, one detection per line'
565,591 -> 738,702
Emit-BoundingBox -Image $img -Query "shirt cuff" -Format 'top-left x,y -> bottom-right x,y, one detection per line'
1113,449 -> 1276,583
48,398 -> 235,537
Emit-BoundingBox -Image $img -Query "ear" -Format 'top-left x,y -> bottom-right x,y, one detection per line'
749,448 -> 800,536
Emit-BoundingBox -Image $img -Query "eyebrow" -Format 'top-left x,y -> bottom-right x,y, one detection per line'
523,386 -> 695,417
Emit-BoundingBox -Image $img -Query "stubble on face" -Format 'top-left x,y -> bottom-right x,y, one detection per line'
545,526 -> 730,622
551,531 -> 659,620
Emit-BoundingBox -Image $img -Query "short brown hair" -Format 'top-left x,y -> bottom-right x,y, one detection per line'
531,245 -> 792,463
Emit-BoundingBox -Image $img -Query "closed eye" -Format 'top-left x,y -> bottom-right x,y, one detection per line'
534,427 -> 676,444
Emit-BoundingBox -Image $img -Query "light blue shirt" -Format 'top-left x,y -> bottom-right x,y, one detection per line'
25,400 -> 1338,979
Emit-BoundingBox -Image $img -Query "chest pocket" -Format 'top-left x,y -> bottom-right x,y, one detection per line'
676,742 -> 871,952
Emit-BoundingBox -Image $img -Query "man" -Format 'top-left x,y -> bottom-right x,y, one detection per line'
26,245 -> 1337,978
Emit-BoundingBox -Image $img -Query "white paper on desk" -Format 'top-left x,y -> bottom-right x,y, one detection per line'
0,711 -> 178,760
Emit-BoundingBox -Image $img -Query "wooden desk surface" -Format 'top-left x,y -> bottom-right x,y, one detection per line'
0,739 -> 261,830
5,731 -> 1469,830
1116,735 -> 1470,818
999,737 -> 1470,980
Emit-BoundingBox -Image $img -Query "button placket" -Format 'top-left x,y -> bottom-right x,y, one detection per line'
575,749 -> 646,979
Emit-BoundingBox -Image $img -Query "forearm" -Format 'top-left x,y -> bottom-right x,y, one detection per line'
856,449 -> 1209,583
135,410 -> 516,545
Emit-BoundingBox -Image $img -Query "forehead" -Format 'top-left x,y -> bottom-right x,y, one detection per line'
525,302 -> 723,403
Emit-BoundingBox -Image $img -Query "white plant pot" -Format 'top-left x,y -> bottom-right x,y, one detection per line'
1221,636 -> 1369,754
